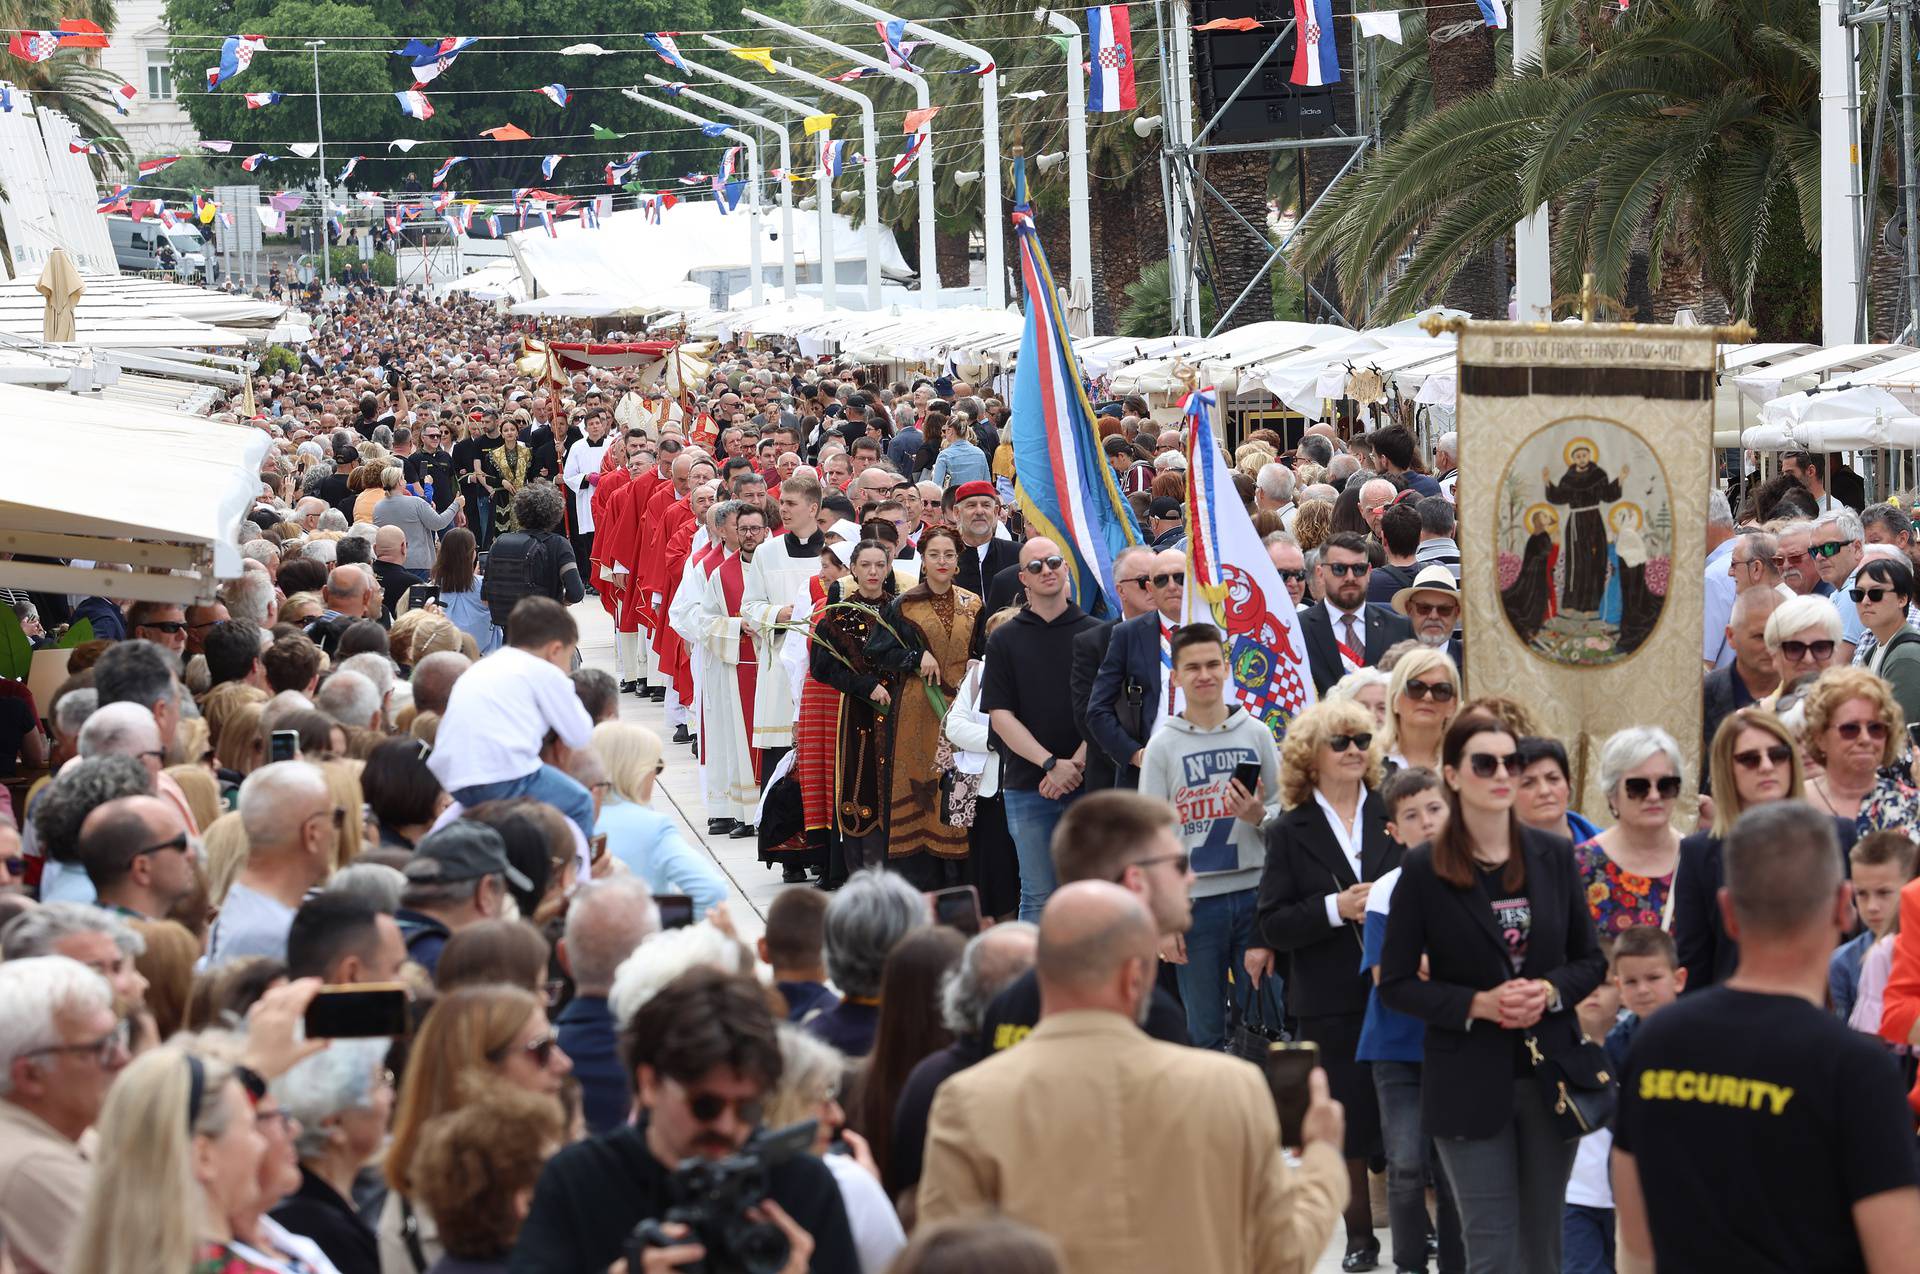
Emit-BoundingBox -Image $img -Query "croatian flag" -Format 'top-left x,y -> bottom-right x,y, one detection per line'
818,138 -> 852,179
536,82 -> 569,107
645,33 -> 690,73
485,212 -> 502,237
431,155 -> 466,186
113,81 -> 137,114
1476,0 -> 1509,25
541,153 -> 564,179
138,155 -> 181,176
243,91 -> 281,108
1289,0 -> 1341,86
1181,386 -> 1315,738
1086,6 -> 1137,112
68,139 -> 94,155
8,30 -> 63,63
206,34 -> 265,88
875,19 -> 920,70
241,152 -> 271,171
338,155 -> 361,181
892,129 -> 926,177
396,36 -> 476,85
396,89 -> 434,120
581,203 -> 599,229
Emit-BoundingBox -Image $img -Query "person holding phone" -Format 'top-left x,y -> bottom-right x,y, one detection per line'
1136,623 -> 1279,1051
1255,697 -> 1399,1272
1378,713 -> 1607,1274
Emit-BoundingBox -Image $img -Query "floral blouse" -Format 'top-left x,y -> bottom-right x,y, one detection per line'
1859,769 -> 1920,840
192,1243 -> 278,1274
1572,838 -> 1673,938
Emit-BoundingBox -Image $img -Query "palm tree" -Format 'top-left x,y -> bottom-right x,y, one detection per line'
0,0 -> 129,164
1291,0 -> 1828,326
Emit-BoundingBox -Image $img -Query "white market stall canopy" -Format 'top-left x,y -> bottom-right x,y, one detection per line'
0,276 -> 254,348
0,384 -> 268,604
508,202 -> 913,311
1743,385 -> 1920,452
1733,344 -> 1917,407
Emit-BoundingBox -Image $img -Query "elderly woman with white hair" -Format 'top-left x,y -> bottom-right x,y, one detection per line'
1760,592 -> 1844,710
766,1025 -> 906,1274
589,721 -> 728,915
267,1038 -> 394,1274
1571,726 -> 1685,941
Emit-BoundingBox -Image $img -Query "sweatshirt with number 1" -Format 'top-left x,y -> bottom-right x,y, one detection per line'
1138,707 -> 1280,900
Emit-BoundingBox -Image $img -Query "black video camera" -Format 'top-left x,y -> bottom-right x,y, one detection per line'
625,1120 -> 819,1274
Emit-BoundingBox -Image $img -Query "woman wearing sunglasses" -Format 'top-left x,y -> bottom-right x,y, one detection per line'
1757,594 -> 1843,710
1255,697 -> 1398,1272
1378,713 -> 1606,1274
1849,554 -> 1920,725
1379,647 -> 1459,775
380,986 -> 570,1274
1570,727 -> 1684,943
1801,666 -> 1920,838
1672,710 -> 1805,990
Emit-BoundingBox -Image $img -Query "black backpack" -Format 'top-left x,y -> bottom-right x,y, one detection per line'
482,532 -> 553,627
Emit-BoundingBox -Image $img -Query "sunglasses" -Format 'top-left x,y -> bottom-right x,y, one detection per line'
1327,732 -> 1373,753
1404,678 -> 1456,702
1150,571 -> 1187,589
492,1033 -> 559,1068
1850,586 -> 1902,604
1113,850 -> 1190,881
132,831 -> 192,859
1778,639 -> 1836,662
1622,775 -> 1683,801
1837,720 -> 1891,742
1468,752 -> 1521,778
1732,744 -> 1793,770
687,1091 -> 766,1125
1808,540 -> 1853,559
1022,555 -> 1066,575
140,621 -> 188,634
1277,569 -> 1308,583
1325,561 -> 1371,577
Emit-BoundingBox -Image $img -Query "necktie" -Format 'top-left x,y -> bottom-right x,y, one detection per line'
1340,615 -> 1362,672
1161,623 -> 1176,714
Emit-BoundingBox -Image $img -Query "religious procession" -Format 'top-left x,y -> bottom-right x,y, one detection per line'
0,1 -> 1917,1273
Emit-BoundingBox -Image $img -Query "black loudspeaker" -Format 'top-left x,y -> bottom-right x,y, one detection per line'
1192,0 -> 1357,144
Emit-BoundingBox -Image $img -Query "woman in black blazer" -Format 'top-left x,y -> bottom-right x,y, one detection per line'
1256,697 -> 1400,1273
1379,713 -> 1605,1274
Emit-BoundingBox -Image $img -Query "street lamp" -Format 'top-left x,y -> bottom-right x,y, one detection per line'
621,88 -> 766,307
306,39 -> 327,284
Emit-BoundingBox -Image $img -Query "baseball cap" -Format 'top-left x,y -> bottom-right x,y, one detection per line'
405,821 -> 532,891
1148,496 -> 1184,521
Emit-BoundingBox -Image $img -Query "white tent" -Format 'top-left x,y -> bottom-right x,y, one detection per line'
0,383 -> 268,603
1743,385 -> 1920,452
1733,344 -> 1917,407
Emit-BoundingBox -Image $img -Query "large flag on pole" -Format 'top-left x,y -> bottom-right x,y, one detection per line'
1181,387 -> 1315,738
1008,160 -> 1142,617
1289,0 -> 1341,86
1086,6 -> 1137,112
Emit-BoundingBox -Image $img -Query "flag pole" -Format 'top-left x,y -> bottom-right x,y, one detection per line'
307,39 -> 328,284
620,88 -> 763,307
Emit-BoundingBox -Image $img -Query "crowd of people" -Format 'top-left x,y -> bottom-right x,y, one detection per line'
0,280 -> 1918,1274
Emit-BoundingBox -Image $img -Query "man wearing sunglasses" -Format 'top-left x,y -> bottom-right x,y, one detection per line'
0,956 -> 129,1274
204,762 -> 339,968
1087,548 -> 1192,790
1299,532 -> 1413,696
74,794 -> 197,922
1808,509 -> 1868,663
1391,565 -> 1466,667
127,601 -> 190,658
512,968 -> 856,1274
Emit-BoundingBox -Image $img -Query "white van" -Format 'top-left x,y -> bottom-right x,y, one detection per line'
107,216 -> 208,279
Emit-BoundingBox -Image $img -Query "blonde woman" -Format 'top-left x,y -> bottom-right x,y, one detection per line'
1378,646 -> 1460,773
67,1048 -> 273,1274
319,759 -> 368,871
203,810 -> 251,909
589,721 -> 728,913
1255,695 -> 1397,1267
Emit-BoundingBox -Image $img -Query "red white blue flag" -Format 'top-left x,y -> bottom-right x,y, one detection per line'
242,91 -> 281,108
206,34 -> 265,88
1181,386 -> 1315,738
1086,6 -> 1137,112
536,83 -> 569,107
431,156 -> 466,186
1290,0 -> 1341,86
9,30 -> 63,63
241,152 -> 271,171
818,138 -> 852,179
542,153 -> 565,179
395,36 -> 476,86
645,34 -> 690,73
396,89 -> 434,120
1007,165 -> 1143,617
338,155 -> 361,182
891,129 -> 926,177
875,19 -> 921,70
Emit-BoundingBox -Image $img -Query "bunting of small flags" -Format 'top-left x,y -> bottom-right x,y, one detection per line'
1193,15 -> 1261,30
542,153 -> 565,179
137,154 -> 180,175
288,141 -> 319,158
875,19 -> 921,71
9,31 -> 64,63
645,34 -> 690,73
818,138 -> 853,178
804,113 -> 836,136
902,105 -> 939,133
112,81 -> 136,114
535,83 -> 568,107
243,91 -> 282,108
660,82 -> 688,95
206,34 -> 266,88
431,155 -> 467,186
96,184 -> 131,211
560,43 -> 605,56
241,152 -> 272,171
827,66 -> 884,82
485,212 -> 502,236
892,129 -> 926,176
942,61 -> 994,75
338,155 -> 362,181
729,47 -> 777,73
201,140 -> 233,153
540,205 -> 557,237
590,123 -> 619,141
390,138 -> 420,152
68,139 -> 94,155
699,122 -> 730,137
56,19 -> 108,47
396,89 -> 434,119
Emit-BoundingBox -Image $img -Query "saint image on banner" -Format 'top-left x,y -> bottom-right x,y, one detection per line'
1497,420 -> 1671,667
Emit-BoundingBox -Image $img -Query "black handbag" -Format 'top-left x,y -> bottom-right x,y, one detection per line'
1230,976 -> 1291,1063
1523,1028 -> 1618,1139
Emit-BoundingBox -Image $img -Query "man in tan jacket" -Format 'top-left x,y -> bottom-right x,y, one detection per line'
918,880 -> 1350,1274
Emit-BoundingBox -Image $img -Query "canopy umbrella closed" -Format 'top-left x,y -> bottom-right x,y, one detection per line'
35,248 -> 84,342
